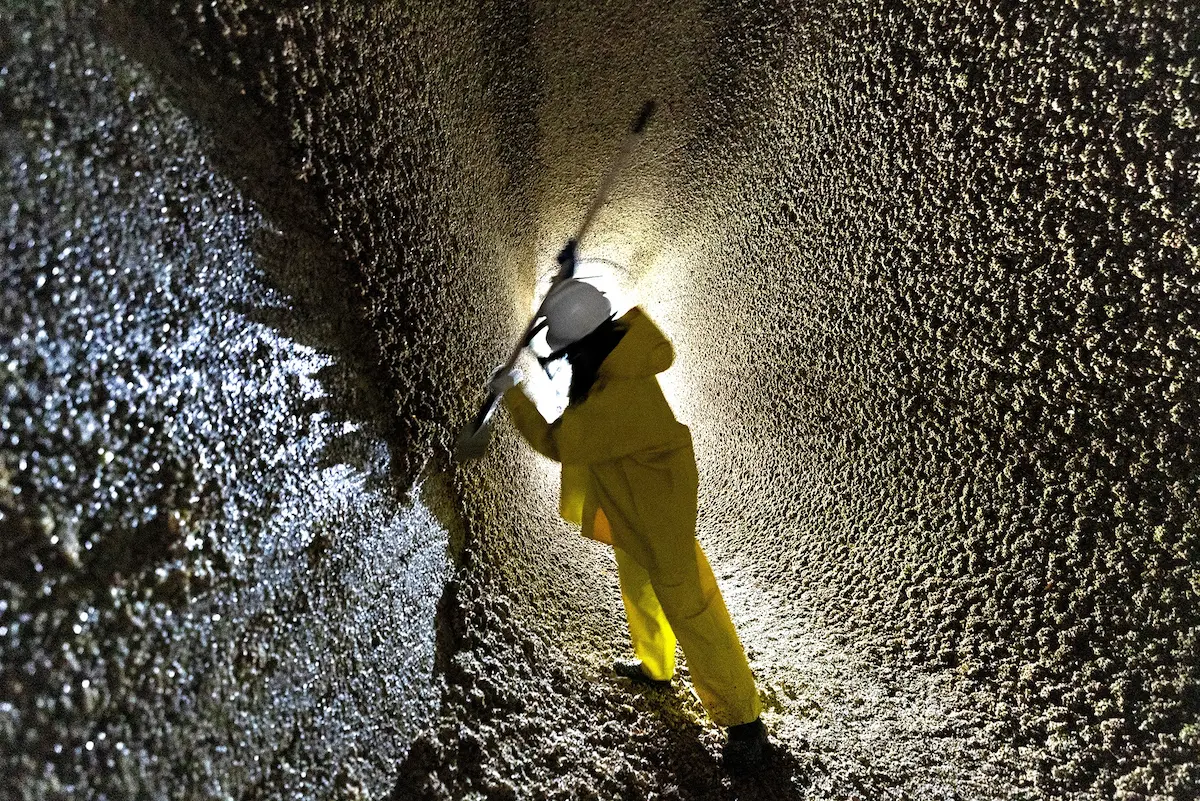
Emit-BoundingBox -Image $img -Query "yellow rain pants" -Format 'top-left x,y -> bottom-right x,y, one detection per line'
502,306 -> 762,727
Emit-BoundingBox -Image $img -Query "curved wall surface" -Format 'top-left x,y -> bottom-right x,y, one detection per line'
2,1 -> 1196,800
1,4 -> 455,798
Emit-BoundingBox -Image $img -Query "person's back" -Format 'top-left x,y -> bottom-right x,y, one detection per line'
491,280 -> 770,772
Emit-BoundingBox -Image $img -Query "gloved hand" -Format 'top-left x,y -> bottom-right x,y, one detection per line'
487,365 -> 522,395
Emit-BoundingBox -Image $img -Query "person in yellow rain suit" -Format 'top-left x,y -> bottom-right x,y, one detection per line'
488,278 -> 770,771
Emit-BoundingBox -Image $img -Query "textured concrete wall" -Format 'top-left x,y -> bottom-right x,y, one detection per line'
3,0 -> 1197,800
1,4 -> 452,798
413,0 -> 1200,796
672,2 -> 1199,797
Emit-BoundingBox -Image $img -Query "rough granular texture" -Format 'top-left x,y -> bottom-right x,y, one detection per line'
666,2 -> 1200,797
4,0 -> 1198,799
1,4 -> 449,798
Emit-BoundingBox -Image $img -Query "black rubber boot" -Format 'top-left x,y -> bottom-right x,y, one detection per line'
723,718 -> 770,774
612,659 -> 672,689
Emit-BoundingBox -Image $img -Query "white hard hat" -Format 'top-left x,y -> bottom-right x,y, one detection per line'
541,279 -> 613,351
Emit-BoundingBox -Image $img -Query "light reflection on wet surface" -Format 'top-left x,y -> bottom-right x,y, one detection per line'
1,5 -> 449,798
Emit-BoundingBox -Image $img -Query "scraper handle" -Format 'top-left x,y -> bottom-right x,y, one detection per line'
573,100 -> 657,251
454,309 -> 546,461
455,100 -> 657,462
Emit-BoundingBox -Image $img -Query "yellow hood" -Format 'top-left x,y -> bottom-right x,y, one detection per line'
553,308 -> 691,465
597,306 -> 676,380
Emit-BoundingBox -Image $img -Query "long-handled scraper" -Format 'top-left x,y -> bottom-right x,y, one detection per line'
455,100 -> 657,461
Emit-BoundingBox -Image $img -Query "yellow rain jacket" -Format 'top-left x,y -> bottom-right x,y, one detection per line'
502,307 -> 762,727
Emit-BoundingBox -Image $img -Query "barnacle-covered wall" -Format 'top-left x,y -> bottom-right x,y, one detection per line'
666,2 -> 1200,798
2,1 -> 1197,800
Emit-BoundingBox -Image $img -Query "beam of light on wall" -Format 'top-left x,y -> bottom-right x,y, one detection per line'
532,188 -> 665,316
631,239 -> 704,427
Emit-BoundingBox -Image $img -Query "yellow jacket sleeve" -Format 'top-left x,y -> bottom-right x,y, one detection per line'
502,387 -> 560,462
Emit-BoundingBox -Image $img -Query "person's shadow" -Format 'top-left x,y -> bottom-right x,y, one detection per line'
725,745 -> 811,800
616,681 -> 815,800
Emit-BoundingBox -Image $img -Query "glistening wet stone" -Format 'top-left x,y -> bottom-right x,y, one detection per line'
1,4 -> 449,798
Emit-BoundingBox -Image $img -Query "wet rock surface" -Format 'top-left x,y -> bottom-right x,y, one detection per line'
391,563 -> 1019,800
2,3 -> 449,798
4,0 -> 1198,800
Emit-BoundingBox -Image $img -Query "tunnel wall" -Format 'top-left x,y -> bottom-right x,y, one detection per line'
4,0 -> 1198,799
1,3 -> 453,798
5,1 -> 616,798
127,0 -> 671,666
77,0 -> 1200,797
660,1 -> 1198,797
